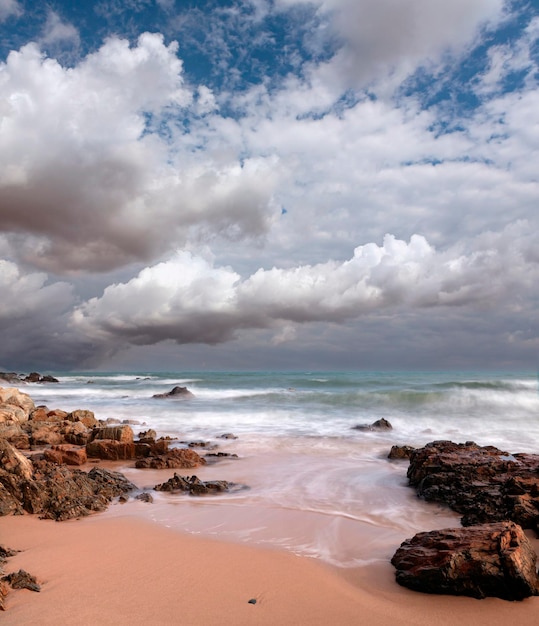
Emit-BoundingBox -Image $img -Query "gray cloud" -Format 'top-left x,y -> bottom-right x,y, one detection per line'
0,34 -> 276,273
71,222 -> 539,356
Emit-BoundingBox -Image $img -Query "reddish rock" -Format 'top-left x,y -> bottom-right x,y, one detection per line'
62,421 -> 91,446
46,409 -> 69,421
29,407 -> 50,422
0,388 -> 35,419
28,426 -> 64,446
135,448 -> 205,469
0,440 -> 33,480
0,424 -> 30,450
388,445 -> 416,459
0,579 -> 9,611
44,445 -> 87,466
91,425 -> 134,443
67,410 -> 97,428
86,440 -> 136,460
391,521 -> 539,600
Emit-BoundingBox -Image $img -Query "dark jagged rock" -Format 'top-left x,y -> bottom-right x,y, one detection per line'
135,447 -> 206,469
152,386 -> 194,399
185,440 -> 217,450
0,373 -> 21,384
406,440 -> 539,529
0,440 -> 135,521
24,373 -> 59,384
391,521 -> 539,600
135,492 -> 154,503
353,418 -> 393,431
205,452 -> 239,463
388,445 -> 416,460
3,570 -> 41,592
218,433 -> 238,440
154,473 -> 232,495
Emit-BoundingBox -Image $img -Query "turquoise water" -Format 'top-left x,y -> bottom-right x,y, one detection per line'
26,370 -> 539,566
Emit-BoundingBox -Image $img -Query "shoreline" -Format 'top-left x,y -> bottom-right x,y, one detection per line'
1,512 -> 539,625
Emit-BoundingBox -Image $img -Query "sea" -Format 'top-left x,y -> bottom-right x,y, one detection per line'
26,369 -> 539,568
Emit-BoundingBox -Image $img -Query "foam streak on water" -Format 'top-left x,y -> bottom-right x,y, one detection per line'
26,369 -> 538,566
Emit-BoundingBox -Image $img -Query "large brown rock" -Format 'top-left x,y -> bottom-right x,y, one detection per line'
86,440 -> 136,460
28,425 -> 64,446
135,448 -> 205,469
62,421 -> 91,446
67,410 -> 97,428
91,425 -> 134,443
43,445 -> 87,466
0,424 -> 30,450
391,521 -> 539,600
406,440 -> 539,530
0,388 -> 35,420
0,440 -> 33,480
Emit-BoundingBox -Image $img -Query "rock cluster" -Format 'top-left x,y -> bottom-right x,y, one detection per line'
1,545 -> 40,611
406,440 -> 539,530
392,440 -> 539,600
0,438 -> 135,520
0,372 -> 58,384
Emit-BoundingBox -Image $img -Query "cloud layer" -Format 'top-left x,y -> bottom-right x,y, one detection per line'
0,1 -> 537,370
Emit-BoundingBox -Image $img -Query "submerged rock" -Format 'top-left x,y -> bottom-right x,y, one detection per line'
152,386 -> 194,399
353,418 -> 393,431
391,521 -> 539,600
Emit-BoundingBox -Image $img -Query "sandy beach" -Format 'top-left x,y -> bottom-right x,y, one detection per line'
1,510 -> 538,626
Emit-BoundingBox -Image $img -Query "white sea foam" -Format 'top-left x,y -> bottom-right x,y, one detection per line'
22,369 -> 538,566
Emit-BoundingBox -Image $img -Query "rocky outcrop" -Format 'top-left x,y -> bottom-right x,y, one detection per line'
0,439 -> 33,480
406,440 -> 539,530
85,440 -> 136,460
152,386 -> 194,399
43,444 -> 87,466
0,388 -> 35,423
391,521 -> 539,600
24,373 -> 59,384
0,546 -> 40,611
135,447 -> 205,469
154,473 -> 233,495
0,440 -> 135,520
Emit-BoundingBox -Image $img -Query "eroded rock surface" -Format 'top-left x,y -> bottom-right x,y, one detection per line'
135,447 -> 205,469
391,521 -> 539,600
406,440 -> 539,529
154,473 -> 234,495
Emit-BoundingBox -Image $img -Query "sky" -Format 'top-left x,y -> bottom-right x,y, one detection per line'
0,0 -> 538,372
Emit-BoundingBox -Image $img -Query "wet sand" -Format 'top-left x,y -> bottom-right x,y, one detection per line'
1,512 -> 538,625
